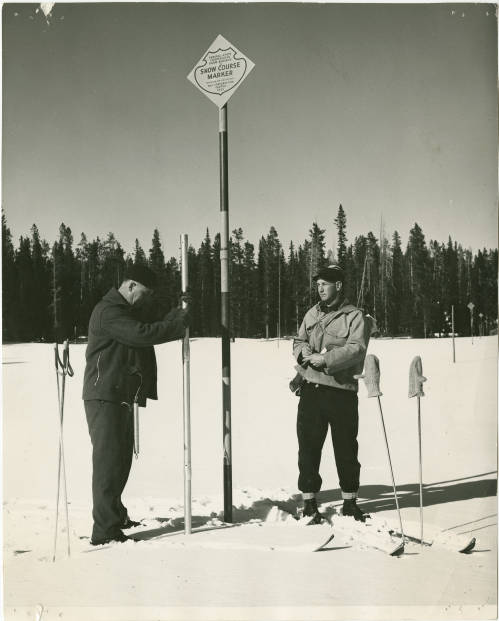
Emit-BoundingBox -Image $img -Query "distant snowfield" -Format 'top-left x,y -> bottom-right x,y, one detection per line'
2,336 -> 497,620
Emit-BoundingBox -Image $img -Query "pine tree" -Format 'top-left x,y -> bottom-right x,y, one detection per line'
257,236 -> 268,338
297,240 -> 313,316
75,233 -> 90,335
15,236 -> 36,340
470,248 -> 497,335
428,240 -> 444,335
366,231 -> 380,319
257,227 -> 282,338
149,228 -> 170,317
277,246 -> 286,337
438,237 -> 458,335
287,242 -> 300,333
308,223 -> 327,304
230,228 -> 245,338
134,239 -> 147,266
2,213 -> 18,341
186,244 -> 199,335
149,229 -> 165,273
379,233 -> 391,334
30,224 -> 51,340
50,240 -> 63,341
353,235 -> 368,308
101,232 -> 125,291
86,237 -> 103,312
242,239 -> 257,336
388,231 -> 404,334
197,229 -> 214,336
210,233 -> 221,335
406,223 -> 430,337
57,223 -> 80,340
164,257 -> 181,314
334,205 -> 348,270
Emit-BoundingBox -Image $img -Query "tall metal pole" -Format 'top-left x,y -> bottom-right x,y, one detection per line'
278,251 -> 281,346
181,234 -> 192,535
417,397 -> 423,546
219,104 -> 232,522
451,305 -> 456,363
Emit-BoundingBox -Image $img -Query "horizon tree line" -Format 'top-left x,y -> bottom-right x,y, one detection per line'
2,206 -> 497,342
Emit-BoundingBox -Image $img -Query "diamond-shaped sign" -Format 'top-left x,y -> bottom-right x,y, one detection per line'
467,302 -> 475,311
187,35 -> 255,108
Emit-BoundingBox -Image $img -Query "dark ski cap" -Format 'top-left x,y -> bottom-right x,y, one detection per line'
124,264 -> 158,289
313,264 -> 344,284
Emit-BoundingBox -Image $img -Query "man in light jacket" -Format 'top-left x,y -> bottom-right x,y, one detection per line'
83,264 -> 189,545
293,264 -> 370,523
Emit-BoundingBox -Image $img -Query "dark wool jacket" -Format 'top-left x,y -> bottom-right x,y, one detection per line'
82,288 -> 186,407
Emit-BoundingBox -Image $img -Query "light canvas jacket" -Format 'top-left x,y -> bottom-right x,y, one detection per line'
293,298 -> 370,392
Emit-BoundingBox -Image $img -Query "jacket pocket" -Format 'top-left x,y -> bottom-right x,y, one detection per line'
324,323 -> 349,339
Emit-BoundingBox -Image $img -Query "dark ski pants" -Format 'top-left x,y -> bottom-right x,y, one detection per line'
297,382 -> 360,495
84,399 -> 134,541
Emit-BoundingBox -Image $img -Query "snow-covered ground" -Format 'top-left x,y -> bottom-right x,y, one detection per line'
2,336 -> 497,620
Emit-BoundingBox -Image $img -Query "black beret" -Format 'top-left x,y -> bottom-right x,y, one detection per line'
124,264 -> 158,289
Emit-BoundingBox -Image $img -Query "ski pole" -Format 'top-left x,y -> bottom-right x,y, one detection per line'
58,341 -> 73,559
181,233 -> 192,535
408,356 -> 427,546
53,343 -> 61,561
53,340 -> 74,561
356,354 -> 405,544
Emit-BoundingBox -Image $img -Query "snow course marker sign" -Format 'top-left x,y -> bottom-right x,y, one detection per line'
186,34 -> 255,521
187,34 -> 255,108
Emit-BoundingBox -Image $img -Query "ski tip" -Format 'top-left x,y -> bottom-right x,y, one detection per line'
390,542 -> 405,557
314,532 -> 335,552
459,537 -> 476,554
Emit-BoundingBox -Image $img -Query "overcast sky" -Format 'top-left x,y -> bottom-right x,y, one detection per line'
2,2 -> 497,260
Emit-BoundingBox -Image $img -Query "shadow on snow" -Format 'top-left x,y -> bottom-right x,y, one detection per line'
133,472 -> 496,542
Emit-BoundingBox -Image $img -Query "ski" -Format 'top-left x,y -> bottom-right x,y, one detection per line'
328,515 -> 405,556
264,505 -> 404,555
314,531 -> 335,552
385,518 -> 476,553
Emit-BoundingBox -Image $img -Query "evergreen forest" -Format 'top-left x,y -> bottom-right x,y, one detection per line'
2,205 -> 497,342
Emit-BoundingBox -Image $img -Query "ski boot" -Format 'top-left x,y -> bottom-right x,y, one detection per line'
122,517 -> 142,529
90,530 -> 131,546
302,498 -> 327,525
342,499 -> 369,523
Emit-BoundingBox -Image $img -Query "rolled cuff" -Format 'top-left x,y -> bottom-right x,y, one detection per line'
302,492 -> 316,500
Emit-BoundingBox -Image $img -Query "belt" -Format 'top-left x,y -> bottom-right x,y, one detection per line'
304,380 -> 335,390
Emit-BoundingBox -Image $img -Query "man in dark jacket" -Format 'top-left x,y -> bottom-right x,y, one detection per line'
82,264 -> 188,545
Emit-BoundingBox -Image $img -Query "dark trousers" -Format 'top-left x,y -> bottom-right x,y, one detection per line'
297,382 -> 360,495
84,399 -> 134,540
